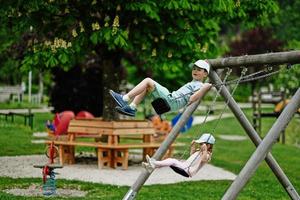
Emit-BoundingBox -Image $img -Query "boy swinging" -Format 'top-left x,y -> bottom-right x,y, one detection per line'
109,60 -> 211,117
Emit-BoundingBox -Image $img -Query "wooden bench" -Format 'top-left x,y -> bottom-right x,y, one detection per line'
46,119 -> 178,170
0,85 -> 23,102
46,140 -> 176,170
0,112 -> 34,129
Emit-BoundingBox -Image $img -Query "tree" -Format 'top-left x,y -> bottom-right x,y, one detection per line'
0,0 -> 279,119
225,27 -> 284,101
272,0 -> 300,94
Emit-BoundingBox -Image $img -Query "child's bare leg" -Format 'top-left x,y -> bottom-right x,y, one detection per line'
153,158 -> 187,169
131,89 -> 147,105
126,78 -> 155,100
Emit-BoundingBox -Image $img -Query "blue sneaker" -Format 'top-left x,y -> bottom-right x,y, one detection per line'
116,105 -> 137,117
109,90 -> 128,108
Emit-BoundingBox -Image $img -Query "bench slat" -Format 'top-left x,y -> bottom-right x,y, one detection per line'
45,140 -> 181,149
68,126 -> 155,135
69,119 -> 154,129
68,126 -> 113,134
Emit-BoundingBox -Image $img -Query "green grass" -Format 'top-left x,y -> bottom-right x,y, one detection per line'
0,112 -> 53,156
0,109 -> 300,199
0,102 -> 46,109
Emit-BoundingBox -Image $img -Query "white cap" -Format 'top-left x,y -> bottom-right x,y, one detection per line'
195,133 -> 215,144
194,60 -> 210,74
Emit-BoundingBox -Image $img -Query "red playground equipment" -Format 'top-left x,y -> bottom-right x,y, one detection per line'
34,141 -> 63,196
47,110 -> 94,137
76,110 -> 95,119
47,111 -> 75,136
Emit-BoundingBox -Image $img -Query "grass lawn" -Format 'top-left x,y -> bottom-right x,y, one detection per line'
0,102 -> 47,110
0,109 -> 299,199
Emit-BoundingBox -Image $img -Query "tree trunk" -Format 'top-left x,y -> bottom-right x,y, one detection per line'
101,54 -> 122,120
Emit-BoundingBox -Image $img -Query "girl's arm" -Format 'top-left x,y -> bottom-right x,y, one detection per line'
190,140 -> 197,155
187,144 -> 209,177
200,144 -> 209,163
188,83 -> 212,105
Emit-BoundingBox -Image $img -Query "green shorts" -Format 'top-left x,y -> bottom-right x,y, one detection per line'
151,82 -> 179,111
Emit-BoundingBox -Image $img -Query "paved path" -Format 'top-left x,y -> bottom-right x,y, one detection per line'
192,113 -> 233,125
0,155 -> 236,186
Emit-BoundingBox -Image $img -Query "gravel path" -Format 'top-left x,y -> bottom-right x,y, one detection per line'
218,135 -> 248,141
192,113 -> 233,125
0,155 -> 236,186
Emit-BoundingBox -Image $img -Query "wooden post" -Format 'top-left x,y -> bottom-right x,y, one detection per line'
222,88 -> 300,200
207,51 -> 300,69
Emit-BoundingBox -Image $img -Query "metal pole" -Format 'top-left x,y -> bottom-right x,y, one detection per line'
209,71 -> 300,200
122,85 -> 211,200
222,88 -> 300,200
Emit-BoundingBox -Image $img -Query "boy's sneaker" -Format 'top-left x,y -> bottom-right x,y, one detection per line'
109,90 -> 128,108
116,105 -> 137,117
146,155 -> 155,168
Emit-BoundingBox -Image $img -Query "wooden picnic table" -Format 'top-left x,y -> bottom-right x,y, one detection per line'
67,118 -> 156,144
47,118 -> 175,169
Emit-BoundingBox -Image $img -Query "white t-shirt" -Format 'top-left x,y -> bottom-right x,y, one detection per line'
170,80 -> 203,110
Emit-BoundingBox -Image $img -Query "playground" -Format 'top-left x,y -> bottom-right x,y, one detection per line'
0,52 -> 300,199
1,1 -> 300,199
0,86 -> 300,199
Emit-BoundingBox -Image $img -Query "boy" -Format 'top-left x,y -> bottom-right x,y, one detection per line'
110,59 -> 211,117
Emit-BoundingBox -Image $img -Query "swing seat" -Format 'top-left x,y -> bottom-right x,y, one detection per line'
170,165 -> 190,177
151,98 -> 171,115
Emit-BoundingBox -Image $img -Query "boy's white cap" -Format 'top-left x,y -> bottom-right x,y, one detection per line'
194,60 -> 210,74
195,133 -> 215,144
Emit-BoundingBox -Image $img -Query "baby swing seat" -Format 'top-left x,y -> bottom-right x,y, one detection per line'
170,165 -> 190,177
151,98 -> 171,115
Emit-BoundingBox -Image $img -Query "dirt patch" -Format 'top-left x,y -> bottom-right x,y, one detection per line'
4,184 -> 87,197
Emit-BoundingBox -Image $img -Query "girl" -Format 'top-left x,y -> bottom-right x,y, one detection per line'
142,133 -> 215,177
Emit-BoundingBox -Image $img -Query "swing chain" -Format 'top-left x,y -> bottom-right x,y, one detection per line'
211,67 -> 247,134
286,63 -> 293,70
201,68 -> 232,125
238,67 -> 281,83
266,66 -> 273,72
215,64 -> 291,87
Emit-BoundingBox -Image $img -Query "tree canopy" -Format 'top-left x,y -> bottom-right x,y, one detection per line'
0,0 -> 279,118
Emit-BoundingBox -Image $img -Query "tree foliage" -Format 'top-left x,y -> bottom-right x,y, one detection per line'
275,0 -> 300,49
0,0 -> 279,117
271,0 -> 300,94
